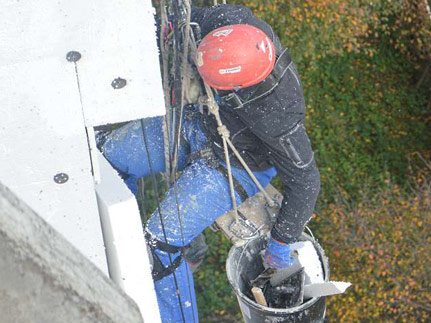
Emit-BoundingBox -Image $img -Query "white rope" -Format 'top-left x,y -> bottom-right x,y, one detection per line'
224,138 -> 276,207
171,1 -> 192,183
204,91 -> 240,219
197,86 -> 276,207
174,43 -> 234,225
187,28 -> 241,219
159,0 -> 172,184
188,31 -> 276,221
194,90 -> 240,219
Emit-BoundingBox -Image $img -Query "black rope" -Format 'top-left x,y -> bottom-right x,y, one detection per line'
171,126 -> 198,323
140,119 -> 186,323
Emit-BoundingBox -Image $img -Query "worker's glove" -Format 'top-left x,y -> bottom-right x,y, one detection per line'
264,237 -> 295,270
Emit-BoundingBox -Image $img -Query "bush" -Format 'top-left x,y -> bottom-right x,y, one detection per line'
373,0 -> 431,63
197,164 -> 431,322
304,48 -> 430,204
238,0 -> 431,65
311,162 -> 431,321
195,231 -> 241,322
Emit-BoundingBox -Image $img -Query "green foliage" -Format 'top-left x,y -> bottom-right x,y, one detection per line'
195,231 -> 242,322
305,48 -> 429,204
237,0 -> 431,64
312,168 -> 431,321
372,0 -> 431,63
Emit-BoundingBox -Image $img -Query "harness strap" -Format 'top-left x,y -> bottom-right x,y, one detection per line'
220,49 -> 292,109
145,233 -> 184,281
152,252 -> 183,281
186,146 -> 219,168
146,232 -> 183,253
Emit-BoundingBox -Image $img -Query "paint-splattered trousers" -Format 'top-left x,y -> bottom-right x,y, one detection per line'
101,112 -> 276,323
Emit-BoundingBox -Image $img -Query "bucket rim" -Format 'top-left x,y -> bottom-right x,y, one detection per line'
226,233 -> 329,315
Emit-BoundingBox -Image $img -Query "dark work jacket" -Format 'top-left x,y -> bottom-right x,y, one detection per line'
191,5 -> 320,244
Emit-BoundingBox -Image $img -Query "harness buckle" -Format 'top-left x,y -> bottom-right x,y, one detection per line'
223,92 -> 243,109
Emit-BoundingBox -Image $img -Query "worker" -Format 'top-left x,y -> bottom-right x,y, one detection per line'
99,4 -> 320,322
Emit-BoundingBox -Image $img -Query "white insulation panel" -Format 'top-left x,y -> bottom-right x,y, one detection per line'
0,0 -> 165,276
96,151 -> 161,323
0,0 -> 165,126
0,57 -> 108,273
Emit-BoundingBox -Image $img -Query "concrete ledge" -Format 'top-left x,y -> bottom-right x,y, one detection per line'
0,182 -> 144,323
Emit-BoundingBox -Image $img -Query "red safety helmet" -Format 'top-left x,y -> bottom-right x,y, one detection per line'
196,24 -> 276,90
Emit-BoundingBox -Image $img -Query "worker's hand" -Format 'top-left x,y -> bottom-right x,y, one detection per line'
264,237 -> 295,270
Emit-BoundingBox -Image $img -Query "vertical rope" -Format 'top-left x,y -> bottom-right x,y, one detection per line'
171,0 -> 192,183
140,119 -> 186,323
200,84 -> 240,220
171,3 -> 197,321
159,2 -> 197,321
170,0 -> 183,185
159,0 -> 173,185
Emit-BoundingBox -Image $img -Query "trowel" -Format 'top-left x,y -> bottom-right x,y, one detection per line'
250,250 -> 306,309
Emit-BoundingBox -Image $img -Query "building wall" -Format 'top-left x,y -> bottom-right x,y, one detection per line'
0,181 -> 144,323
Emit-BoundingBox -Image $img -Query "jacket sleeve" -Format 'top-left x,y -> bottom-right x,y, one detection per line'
239,64 -> 320,244
267,121 -> 320,244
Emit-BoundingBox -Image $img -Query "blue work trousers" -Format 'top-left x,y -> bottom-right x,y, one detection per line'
102,113 -> 276,323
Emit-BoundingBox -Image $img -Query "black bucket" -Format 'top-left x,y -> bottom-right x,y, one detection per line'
226,234 -> 329,323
